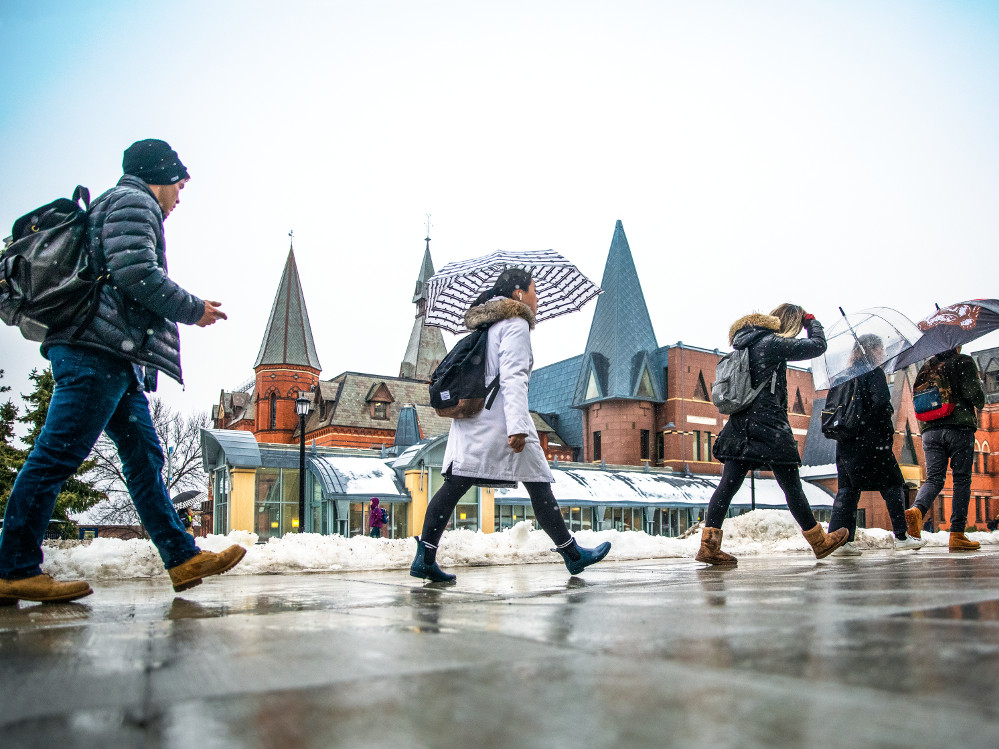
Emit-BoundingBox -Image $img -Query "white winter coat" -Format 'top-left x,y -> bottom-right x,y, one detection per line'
442,297 -> 554,484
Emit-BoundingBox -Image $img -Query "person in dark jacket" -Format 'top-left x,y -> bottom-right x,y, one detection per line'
0,139 -> 245,606
904,346 -> 986,551
825,335 -> 926,555
695,303 -> 848,565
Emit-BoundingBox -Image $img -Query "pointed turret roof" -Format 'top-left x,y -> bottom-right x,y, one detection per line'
572,220 -> 661,404
254,248 -> 322,371
400,238 -> 448,381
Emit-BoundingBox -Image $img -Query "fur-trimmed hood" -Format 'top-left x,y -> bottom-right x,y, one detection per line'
465,297 -> 536,330
729,313 -> 780,346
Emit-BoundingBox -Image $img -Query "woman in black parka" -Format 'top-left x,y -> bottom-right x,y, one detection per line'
695,303 -> 849,565
826,335 -> 926,555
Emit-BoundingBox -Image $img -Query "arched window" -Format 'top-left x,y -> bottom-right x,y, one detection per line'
984,442 -> 991,474
269,392 -> 277,430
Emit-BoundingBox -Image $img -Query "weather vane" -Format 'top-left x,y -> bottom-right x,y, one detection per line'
425,214 -> 432,241
288,229 -> 294,250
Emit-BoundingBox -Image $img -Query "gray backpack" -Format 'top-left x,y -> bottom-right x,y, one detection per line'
711,348 -> 776,415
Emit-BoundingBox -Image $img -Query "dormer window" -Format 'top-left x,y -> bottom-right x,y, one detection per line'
366,381 -> 395,421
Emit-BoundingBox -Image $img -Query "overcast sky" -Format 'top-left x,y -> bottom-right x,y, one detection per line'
2,0 -> 998,427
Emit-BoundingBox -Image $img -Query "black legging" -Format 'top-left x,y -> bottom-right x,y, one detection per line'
705,460 -> 817,530
829,485 -> 907,541
421,474 -> 572,548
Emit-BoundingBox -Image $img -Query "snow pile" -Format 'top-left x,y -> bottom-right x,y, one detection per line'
38,510 -> 999,581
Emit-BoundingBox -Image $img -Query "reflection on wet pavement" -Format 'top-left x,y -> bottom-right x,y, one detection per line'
2,552 -> 999,747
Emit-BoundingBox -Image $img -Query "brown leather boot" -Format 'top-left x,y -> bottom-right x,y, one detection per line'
694,527 -> 738,566
0,574 -> 93,605
904,507 -> 923,539
949,532 -> 981,552
168,545 -> 246,592
802,524 -> 849,559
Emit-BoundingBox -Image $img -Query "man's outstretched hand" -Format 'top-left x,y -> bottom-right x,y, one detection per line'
195,300 -> 227,327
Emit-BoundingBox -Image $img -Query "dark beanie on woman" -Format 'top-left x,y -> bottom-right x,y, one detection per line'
122,139 -> 190,185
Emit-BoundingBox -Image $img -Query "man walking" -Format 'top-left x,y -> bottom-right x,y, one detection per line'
0,139 -> 244,605
905,346 -> 986,551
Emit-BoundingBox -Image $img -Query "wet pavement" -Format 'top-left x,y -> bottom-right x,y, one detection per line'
2,549 -> 999,749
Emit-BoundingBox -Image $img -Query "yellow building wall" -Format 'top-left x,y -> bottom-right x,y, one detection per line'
480,487 -> 495,533
404,469 -> 497,534
405,468 -> 429,535
229,467 -> 256,533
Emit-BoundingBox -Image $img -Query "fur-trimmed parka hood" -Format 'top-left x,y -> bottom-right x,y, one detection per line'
465,297 -> 536,331
729,313 -> 780,346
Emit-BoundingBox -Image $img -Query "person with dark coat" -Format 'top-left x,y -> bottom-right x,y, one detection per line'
0,139 -> 245,606
410,269 -> 611,583
825,335 -> 926,555
695,303 -> 848,565
904,346 -> 986,551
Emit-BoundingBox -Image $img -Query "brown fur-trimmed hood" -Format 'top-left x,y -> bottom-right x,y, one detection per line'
465,297 -> 536,331
728,313 -> 780,345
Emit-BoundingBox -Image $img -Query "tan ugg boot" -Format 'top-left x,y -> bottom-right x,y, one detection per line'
168,545 -> 246,592
904,507 -> 923,539
802,524 -> 849,559
948,532 -> 981,552
694,527 -> 738,566
0,574 -> 93,605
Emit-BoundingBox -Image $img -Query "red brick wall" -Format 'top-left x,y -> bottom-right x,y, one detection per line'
253,365 -> 320,444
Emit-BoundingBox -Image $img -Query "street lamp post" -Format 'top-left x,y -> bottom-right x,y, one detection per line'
295,392 -> 311,533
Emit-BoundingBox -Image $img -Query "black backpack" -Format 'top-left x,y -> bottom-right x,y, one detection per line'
821,378 -> 865,441
429,325 -> 500,418
0,186 -> 108,342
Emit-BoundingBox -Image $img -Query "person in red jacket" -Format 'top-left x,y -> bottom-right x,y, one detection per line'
368,498 -> 387,538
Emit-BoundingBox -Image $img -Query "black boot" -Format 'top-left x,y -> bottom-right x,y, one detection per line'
553,538 -> 611,575
410,536 -> 456,583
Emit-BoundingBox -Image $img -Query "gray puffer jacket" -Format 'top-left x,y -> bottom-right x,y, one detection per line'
41,175 -> 205,387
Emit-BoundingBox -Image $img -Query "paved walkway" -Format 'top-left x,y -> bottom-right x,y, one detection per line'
2,549 -> 999,748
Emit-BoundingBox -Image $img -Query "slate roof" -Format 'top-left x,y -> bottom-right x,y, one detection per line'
572,220 -> 661,406
215,390 -> 254,429
400,241 -> 448,380
305,372 -> 453,437
254,249 -> 322,370
529,354 -> 584,453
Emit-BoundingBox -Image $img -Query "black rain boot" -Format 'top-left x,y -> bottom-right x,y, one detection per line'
553,537 -> 611,575
410,536 -> 457,583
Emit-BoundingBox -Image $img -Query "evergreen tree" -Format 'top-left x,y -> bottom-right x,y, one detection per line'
0,369 -> 23,509
0,367 -> 105,538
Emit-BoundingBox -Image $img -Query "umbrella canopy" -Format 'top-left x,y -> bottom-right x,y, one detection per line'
810,307 -> 922,390
172,490 -> 207,510
889,299 -> 999,372
424,249 -> 602,334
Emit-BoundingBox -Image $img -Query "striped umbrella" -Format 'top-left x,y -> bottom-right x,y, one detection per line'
425,249 -> 602,333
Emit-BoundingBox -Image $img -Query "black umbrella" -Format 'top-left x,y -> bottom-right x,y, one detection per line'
172,490 -> 207,510
888,299 -> 999,372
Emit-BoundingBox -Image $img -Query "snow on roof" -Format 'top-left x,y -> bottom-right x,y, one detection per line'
309,455 -> 408,499
798,463 -> 838,479
495,467 -> 834,508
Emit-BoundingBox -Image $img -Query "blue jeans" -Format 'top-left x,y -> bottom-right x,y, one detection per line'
913,427 -> 975,532
0,345 -> 199,579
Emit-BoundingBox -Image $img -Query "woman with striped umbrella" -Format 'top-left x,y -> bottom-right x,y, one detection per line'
412,260 -> 608,583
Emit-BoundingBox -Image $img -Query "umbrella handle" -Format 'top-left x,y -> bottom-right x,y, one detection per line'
839,306 -> 875,370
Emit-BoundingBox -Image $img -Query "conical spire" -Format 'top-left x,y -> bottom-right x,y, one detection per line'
573,220 -> 660,404
254,248 -> 321,370
400,237 -> 448,380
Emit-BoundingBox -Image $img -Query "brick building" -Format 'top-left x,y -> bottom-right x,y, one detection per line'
530,220 -> 998,534
212,237 -> 573,457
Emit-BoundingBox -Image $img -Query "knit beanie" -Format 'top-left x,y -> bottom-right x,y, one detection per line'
122,139 -> 190,185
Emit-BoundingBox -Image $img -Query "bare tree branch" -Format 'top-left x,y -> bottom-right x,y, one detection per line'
83,399 -> 209,525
